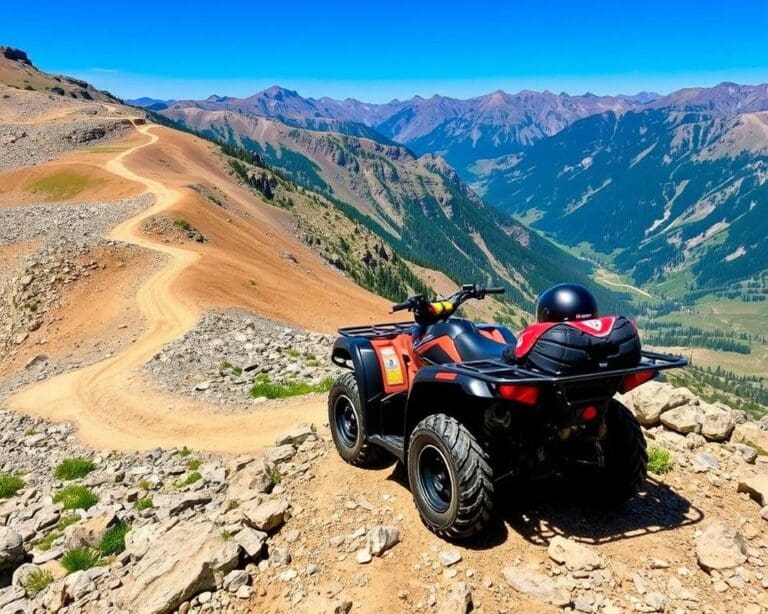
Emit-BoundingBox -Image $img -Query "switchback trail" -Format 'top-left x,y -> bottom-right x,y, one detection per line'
9,123 -> 326,453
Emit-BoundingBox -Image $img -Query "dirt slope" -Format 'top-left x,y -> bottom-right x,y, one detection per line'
8,120 -> 396,453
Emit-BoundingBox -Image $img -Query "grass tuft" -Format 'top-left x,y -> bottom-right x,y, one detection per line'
176,471 -> 202,488
53,485 -> 98,510
98,521 -> 130,556
648,447 -> 674,474
0,473 -> 25,499
249,375 -> 334,399
60,548 -> 100,573
134,496 -> 153,511
24,569 -> 54,597
186,458 -> 201,471
54,458 -> 95,481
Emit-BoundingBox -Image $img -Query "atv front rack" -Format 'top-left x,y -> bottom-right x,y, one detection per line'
338,322 -> 415,339
434,350 -> 687,385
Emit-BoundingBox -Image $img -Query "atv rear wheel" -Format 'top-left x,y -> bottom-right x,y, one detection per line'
328,372 -> 383,467
407,414 -> 494,540
591,399 -> 648,505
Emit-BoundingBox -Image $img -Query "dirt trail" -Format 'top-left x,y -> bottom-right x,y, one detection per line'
8,123 -> 327,452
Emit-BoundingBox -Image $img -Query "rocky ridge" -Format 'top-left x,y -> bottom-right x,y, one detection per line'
143,311 -> 339,408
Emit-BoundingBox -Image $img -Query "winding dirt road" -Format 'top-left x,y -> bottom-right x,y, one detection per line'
9,123 -> 326,453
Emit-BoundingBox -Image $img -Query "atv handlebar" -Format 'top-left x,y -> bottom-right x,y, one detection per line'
390,284 -> 506,321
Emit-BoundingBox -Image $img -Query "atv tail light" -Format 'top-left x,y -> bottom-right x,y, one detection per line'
619,369 -> 658,394
497,384 -> 539,405
581,405 -> 598,421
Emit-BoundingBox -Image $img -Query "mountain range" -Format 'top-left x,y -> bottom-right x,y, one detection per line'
133,80 -> 768,295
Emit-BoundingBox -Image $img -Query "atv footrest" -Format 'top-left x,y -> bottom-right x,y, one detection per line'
369,434 -> 405,461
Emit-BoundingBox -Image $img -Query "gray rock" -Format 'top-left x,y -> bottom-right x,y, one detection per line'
692,452 -> 720,473
660,403 -> 702,435
274,423 -> 317,447
438,549 -> 463,567
356,548 -> 372,564
737,475 -> 768,506
265,445 -> 297,465
501,565 -> 571,607
618,382 -> 695,427
118,521 -> 240,614
0,585 -> 25,609
240,498 -> 290,532
695,522 -> 748,571
0,528 -> 24,572
153,493 -> 213,520
234,528 -> 267,559
367,526 -> 400,556
700,404 -> 736,442
547,536 -> 603,571
437,582 -> 472,614
223,569 -> 249,593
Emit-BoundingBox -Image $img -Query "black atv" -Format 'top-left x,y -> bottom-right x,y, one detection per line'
328,284 -> 686,540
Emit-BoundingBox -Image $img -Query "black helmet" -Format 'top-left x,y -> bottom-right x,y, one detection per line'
536,283 -> 598,323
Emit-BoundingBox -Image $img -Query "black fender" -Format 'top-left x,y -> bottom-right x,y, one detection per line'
331,336 -> 385,434
404,366 -> 495,442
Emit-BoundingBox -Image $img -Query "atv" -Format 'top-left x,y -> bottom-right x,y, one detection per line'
328,284 -> 686,540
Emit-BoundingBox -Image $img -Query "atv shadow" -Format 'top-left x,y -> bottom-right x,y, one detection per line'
385,465 -> 703,550
493,477 -> 704,549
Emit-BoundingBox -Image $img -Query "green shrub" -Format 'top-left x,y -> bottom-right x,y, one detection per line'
136,479 -> 151,491
0,473 -> 25,499
24,569 -> 54,596
220,529 -> 233,541
249,376 -> 334,399
187,458 -> 201,471
648,447 -> 674,474
134,497 -> 153,510
60,548 -> 100,573
174,219 -> 193,231
34,530 -> 61,551
54,458 -> 95,481
53,485 -> 98,510
270,468 -> 282,485
176,447 -> 192,458
98,521 -> 130,556
176,471 -> 202,488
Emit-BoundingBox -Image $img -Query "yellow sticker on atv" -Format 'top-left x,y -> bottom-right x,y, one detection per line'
379,346 -> 404,386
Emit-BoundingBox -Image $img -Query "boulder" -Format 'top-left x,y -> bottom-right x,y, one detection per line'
234,527 -> 267,559
502,565 -> 571,607
618,382 -> 695,427
119,521 -> 240,614
153,493 -> 212,520
695,522 -> 747,571
699,404 -> 736,442
737,475 -> 768,506
226,460 -> 273,505
437,582 -> 473,614
65,512 -> 115,549
367,526 -> 400,556
732,424 -> 768,456
265,445 -> 297,465
274,423 -> 317,447
0,527 -> 24,572
240,498 -> 290,532
547,536 -> 603,571
660,403 -> 702,435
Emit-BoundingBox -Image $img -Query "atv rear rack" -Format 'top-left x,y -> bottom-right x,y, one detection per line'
433,350 -> 687,386
338,322 -> 415,338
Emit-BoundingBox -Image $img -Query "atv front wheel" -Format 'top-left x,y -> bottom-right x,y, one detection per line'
328,372 -> 383,467
592,399 -> 648,505
407,414 -> 494,540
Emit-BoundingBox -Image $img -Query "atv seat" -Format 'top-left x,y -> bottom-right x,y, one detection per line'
454,331 -> 511,362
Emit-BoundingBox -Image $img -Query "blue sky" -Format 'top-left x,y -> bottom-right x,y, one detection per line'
3,0 -> 768,102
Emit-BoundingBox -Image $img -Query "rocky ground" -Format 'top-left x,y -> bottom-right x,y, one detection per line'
0,382 -> 767,614
143,311 -> 339,408
0,195 -> 153,365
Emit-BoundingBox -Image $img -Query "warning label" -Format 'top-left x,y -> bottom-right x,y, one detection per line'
379,346 -> 404,386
